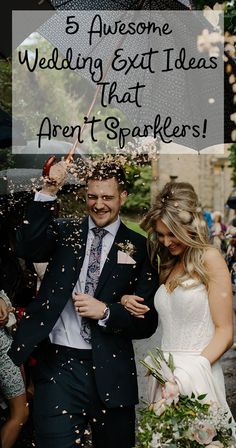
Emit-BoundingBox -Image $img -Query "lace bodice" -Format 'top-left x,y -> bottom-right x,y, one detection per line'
154,280 -> 215,353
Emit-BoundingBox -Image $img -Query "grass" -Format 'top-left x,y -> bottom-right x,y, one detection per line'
123,218 -> 147,237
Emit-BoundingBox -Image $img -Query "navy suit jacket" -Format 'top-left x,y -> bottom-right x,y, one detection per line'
8,200 -> 158,407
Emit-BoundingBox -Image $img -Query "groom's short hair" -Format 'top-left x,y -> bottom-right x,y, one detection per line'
86,162 -> 127,192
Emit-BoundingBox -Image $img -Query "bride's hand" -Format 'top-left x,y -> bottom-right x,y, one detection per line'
121,295 -> 150,318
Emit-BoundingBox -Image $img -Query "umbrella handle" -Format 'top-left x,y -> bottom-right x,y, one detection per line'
64,139 -> 78,164
42,155 -> 57,177
42,135 -> 79,178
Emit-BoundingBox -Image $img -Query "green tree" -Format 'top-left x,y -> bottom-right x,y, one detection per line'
0,149 -> 15,170
0,58 -> 16,167
122,164 -> 152,216
224,1 -> 236,33
0,58 -> 12,113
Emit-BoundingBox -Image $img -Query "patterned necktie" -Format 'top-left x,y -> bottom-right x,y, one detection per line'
80,227 -> 108,343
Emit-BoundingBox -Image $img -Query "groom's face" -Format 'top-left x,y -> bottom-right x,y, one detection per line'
86,178 -> 127,228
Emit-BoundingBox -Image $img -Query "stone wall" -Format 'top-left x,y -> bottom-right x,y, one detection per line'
156,147 -> 233,220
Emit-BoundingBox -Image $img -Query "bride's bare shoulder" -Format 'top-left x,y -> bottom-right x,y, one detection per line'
203,247 -> 229,274
203,246 -> 222,261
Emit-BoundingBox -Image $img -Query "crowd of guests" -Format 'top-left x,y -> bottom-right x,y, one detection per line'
203,209 -> 236,286
0,194 -> 37,447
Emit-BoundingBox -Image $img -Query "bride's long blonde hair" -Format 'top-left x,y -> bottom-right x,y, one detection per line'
141,182 -> 210,287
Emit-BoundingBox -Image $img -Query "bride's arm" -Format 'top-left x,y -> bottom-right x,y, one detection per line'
200,247 -> 234,365
120,295 -> 150,318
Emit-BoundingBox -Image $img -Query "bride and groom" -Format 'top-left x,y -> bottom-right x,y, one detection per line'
8,160 -> 235,447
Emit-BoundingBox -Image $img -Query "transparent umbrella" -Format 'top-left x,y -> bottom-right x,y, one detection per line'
48,0 -> 193,11
0,167 -> 85,196
44,0 -> 234,147
36,2 -> 223,153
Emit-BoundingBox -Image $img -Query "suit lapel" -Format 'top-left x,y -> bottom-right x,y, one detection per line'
75,217 -> 88,277
95,222 -> 128,296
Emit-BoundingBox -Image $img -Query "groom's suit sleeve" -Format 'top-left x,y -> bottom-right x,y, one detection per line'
101,233 -> 159,340
8,200 -> 83,366
16,200 -> 59,261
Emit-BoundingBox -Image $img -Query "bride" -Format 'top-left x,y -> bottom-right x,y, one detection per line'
121,182 -> 235,426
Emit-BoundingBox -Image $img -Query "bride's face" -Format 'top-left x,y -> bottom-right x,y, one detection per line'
156,219 -> 187,256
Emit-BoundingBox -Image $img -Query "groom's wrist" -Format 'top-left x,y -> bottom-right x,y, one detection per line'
98,304 -> 110,326
100,305 -> 110,321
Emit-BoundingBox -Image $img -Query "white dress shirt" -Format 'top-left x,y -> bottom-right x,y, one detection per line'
34,191 -> 120,349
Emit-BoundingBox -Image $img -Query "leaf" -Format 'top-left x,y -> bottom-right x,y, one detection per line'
185,410 -> 196,417
168,352 -> 175,373
140,359 -> 165,385
197,394 -> 207,400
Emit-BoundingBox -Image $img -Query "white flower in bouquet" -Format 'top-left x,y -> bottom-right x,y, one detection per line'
161,380 -> 180,406
150,432 -> 161,448
186,420 -> 217,445
150,399 -> 166,417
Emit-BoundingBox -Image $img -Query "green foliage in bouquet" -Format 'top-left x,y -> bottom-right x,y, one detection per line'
136,348 -> 235,448
136,394 -> 234,448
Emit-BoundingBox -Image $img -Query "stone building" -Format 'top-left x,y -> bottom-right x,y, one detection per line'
153,144 -> 234,221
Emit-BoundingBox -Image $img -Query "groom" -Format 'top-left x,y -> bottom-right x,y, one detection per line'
8,160 -> 158,448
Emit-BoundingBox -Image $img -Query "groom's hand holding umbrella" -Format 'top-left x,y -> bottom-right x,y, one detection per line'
41,159 -> 68,196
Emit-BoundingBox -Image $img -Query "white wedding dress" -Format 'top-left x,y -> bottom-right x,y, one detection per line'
153,279 -> 235,428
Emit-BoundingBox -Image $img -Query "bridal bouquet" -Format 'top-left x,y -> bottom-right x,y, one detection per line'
136,348 -> 236,448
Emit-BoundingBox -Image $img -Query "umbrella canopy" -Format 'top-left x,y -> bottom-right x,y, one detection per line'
36,6 -> 223,152
48,0 -> 192,9
0,167 -> 85,196
13,138 -> 87,157
45,0 -> 234,148
0,168 -> 45,195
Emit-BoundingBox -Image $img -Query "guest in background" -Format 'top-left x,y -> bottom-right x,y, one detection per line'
211,211 -> 227,253
0,289 -> 28,448
0,195 -> 32,447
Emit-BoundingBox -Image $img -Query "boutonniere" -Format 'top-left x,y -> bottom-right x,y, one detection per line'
116,241 -> 136,265
116,241 -> 136,257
